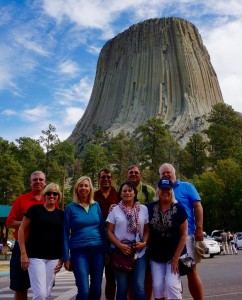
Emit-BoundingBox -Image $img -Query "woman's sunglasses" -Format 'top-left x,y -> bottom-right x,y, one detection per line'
45,192 -> 59,196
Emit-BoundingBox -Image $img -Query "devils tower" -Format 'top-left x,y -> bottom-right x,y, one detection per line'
68,17 -> 224,146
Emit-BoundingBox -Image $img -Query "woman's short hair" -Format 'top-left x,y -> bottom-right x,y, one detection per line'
43,183 -> 62,200
73,176 -> 94,204
118,181 -> 138,202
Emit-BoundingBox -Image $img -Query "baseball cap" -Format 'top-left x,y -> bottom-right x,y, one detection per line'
158,178 -> 173,189
194,241 -> 207,263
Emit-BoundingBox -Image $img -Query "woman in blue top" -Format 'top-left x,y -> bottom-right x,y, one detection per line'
63,176 -> 106,300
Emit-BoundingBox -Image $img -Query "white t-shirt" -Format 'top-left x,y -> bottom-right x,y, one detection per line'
106,204 -> 149,258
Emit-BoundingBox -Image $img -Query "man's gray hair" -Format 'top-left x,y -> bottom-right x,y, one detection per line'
30,170 -> 46,180
159,163 -> 176,175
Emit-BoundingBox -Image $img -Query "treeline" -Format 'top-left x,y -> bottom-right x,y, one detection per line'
1,103 -> 242,233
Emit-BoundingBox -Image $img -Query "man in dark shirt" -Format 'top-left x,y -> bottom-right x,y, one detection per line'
94,168 -> 119,300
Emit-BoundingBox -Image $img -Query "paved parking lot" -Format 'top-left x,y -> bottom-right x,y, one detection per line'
1,252 -> 242,299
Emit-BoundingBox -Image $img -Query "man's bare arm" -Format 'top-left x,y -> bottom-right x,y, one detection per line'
193,201 -> 203,241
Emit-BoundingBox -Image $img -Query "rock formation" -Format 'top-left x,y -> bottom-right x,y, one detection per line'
68,17 -> 224,146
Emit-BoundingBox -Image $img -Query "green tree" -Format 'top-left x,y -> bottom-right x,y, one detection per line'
192,172 -> 224,234
132,118 -> 181,185
193,158 -> 242,232
49,141 -> 76,209
0,153 -> 24,204
205,103 -> 242,164
107,131 -> 131,184
14,137 -> 45,188
214,158 -> 242,229
183,133 -> 208,177
81,143 -> 109,185
39,124 -> 60,177
0,138 -> 25,204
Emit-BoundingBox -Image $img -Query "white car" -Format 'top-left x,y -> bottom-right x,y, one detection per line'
236,236 -> 242,249
203,237 -> 221,258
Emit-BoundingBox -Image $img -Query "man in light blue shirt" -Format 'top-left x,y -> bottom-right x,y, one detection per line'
159,163 -> 203,300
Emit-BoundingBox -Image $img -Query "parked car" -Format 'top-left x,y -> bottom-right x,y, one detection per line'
235,232 -> 242,239
0,240 -> 14,253
211,230 -> 223,243
203,237 -> 221,258
236,236 -> 242,249
7,240 -> 15,251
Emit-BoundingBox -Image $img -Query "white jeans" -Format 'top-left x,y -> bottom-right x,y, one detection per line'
150,259 -> 182,299
28,258 -> 58,300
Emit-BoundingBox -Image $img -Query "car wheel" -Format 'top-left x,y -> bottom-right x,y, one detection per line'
210,254 -> 214,258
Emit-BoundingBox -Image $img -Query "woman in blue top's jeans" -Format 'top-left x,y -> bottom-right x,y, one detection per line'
63,176 -> 106,300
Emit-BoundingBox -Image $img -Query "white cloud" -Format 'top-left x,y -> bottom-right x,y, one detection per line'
56,76 -> 93,105
42,0 -> 115,29
1,109 -> 17,116
58,60 -> 80,75
14,33 -> 50,57
22,106 -> 50,122
203,19 -> 242,112
64,107 -> 85,125
87,45 -> 102,55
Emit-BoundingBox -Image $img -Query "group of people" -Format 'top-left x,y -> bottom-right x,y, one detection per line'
221,230 -> 238,255
6,163 -> 204,300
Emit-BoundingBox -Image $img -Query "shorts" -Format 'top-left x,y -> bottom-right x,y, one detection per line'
10,240 -> 30,291
185,234 -> 195,261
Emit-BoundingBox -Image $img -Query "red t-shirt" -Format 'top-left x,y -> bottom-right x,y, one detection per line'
6,191 -> 44,240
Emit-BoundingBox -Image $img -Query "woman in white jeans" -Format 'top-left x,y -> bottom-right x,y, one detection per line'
146,178 -> 188,300
18,183 -> 63,300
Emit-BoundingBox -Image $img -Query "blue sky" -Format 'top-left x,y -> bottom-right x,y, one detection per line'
1,0 -> 242,142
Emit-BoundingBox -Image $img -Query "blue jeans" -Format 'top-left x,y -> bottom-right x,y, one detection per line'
115,254 -> 146,300
70,245 -> 104,300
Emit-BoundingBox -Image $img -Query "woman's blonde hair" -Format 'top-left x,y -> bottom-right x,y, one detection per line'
43,183 -> 62,200
73,176 -> 94,204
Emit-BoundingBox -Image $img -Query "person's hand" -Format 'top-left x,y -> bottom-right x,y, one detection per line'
170,256 -> 179,274
64,261 -> 72,271
54,260 -> 63,273
20,253 -> 29,271
134,241 -> 147,251
119,243 -> 133,255
195,228 -> 204,241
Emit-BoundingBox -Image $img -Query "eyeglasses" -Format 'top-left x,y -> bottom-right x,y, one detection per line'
100,175 -> 112,180
32,178 -> 45,181
129,171 -> 140,175
160,171 -> 172,176
45,192 -> 59,196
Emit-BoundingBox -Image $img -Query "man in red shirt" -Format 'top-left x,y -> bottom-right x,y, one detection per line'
6,170 -> 46,300
94,168 -> 119,300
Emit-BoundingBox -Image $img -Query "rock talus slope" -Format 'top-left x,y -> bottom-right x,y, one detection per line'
68,17 -> 224,146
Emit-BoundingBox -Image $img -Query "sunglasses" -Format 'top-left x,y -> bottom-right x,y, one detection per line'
32,178 -> 45,181
100,175 -> 112,180
45,192 -> 59,196
129,171 -> 140,175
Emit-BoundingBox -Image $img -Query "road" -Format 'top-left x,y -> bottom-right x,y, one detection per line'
1,252 -> 242,299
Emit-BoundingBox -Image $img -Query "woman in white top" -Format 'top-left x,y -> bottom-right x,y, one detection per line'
107,181 -> 149,300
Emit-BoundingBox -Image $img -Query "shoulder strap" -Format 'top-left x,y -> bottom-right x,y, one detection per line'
142,184 -> 149,203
